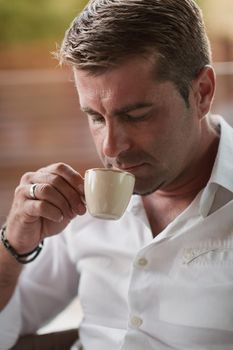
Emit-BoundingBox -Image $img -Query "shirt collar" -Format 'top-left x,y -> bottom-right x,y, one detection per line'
200,115 -> 233,217
127,194 -> 143,213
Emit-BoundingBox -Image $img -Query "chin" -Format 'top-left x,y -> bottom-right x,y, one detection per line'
133,188 -> 156,196
133,185 -> 159,196
133,179 -> 164,196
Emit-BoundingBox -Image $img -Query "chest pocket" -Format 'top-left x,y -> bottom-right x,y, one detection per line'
159,245 -> 233,332
182,247 -> 233,266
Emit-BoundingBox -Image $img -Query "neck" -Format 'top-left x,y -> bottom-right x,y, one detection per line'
156,118 -> 219,200
143,118 -> 220,237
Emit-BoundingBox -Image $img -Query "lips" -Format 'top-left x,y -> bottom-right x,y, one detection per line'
121,164 -> 142,171
117,163 -> 146,172
106,155 -> 149,173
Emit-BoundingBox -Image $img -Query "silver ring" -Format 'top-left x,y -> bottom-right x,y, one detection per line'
29,184 -> 38,200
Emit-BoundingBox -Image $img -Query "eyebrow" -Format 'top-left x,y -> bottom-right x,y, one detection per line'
81,102 -> 153,116
81,107 -> 101,115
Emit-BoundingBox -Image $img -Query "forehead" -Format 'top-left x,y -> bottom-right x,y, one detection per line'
73,57 -> 158,102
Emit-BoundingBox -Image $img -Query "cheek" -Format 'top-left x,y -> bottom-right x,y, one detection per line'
139,124 -> 170,153
88,124 -> 105,156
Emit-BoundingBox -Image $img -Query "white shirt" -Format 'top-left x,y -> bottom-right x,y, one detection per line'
1,115 -> 233,350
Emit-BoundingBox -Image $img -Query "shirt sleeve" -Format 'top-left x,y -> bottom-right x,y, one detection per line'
0,289 -> 21,350
0,230 -> 79,347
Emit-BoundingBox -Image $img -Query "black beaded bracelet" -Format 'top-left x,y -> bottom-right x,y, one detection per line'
0,224 -> 44,264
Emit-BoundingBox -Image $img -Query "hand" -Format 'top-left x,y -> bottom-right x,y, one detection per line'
5,163 -> 86,254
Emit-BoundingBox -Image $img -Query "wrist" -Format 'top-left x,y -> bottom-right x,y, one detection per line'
0,224 -> 44,264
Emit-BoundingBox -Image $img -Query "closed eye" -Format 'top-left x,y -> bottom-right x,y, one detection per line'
89,114 -> 105,124
81,104 -> 153,124
85,112 -> 105,124
124,111 -> 151,122
81,107 -> 105,124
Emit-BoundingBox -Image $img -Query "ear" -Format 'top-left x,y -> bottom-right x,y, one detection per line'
192,65 -> 216,119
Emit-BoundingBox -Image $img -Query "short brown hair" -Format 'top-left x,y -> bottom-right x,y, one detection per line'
59,0 -> 211,103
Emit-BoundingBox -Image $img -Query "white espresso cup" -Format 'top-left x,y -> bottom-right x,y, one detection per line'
84,168 -> 135,220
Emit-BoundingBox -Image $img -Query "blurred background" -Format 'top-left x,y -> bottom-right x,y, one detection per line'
0,0 -> 101,225
0,0 -> 233,224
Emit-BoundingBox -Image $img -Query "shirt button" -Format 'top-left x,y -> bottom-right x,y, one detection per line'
137,257 -> 148,267
131,316 -> 143,328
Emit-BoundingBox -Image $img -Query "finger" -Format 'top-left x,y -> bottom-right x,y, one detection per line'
35,182 -> 86,216
26,183 -> 75,219
45,163 -> 86,212
39,163 -> 84,192
21,164 -> 84,195
21,166 -> 85,215
35,174 -> 85,215
24,199 -> 64,223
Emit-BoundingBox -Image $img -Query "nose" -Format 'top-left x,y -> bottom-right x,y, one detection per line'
102,120 -> 131,158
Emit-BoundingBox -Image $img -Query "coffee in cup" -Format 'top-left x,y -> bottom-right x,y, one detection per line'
84,168 -> 135,220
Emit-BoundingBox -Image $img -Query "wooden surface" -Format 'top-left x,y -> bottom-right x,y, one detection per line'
0,68 -> 101,225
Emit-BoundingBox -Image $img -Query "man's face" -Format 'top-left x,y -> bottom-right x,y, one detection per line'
74,57 -> 202,195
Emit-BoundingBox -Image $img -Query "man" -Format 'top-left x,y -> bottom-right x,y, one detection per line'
1,0 -> 233,349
